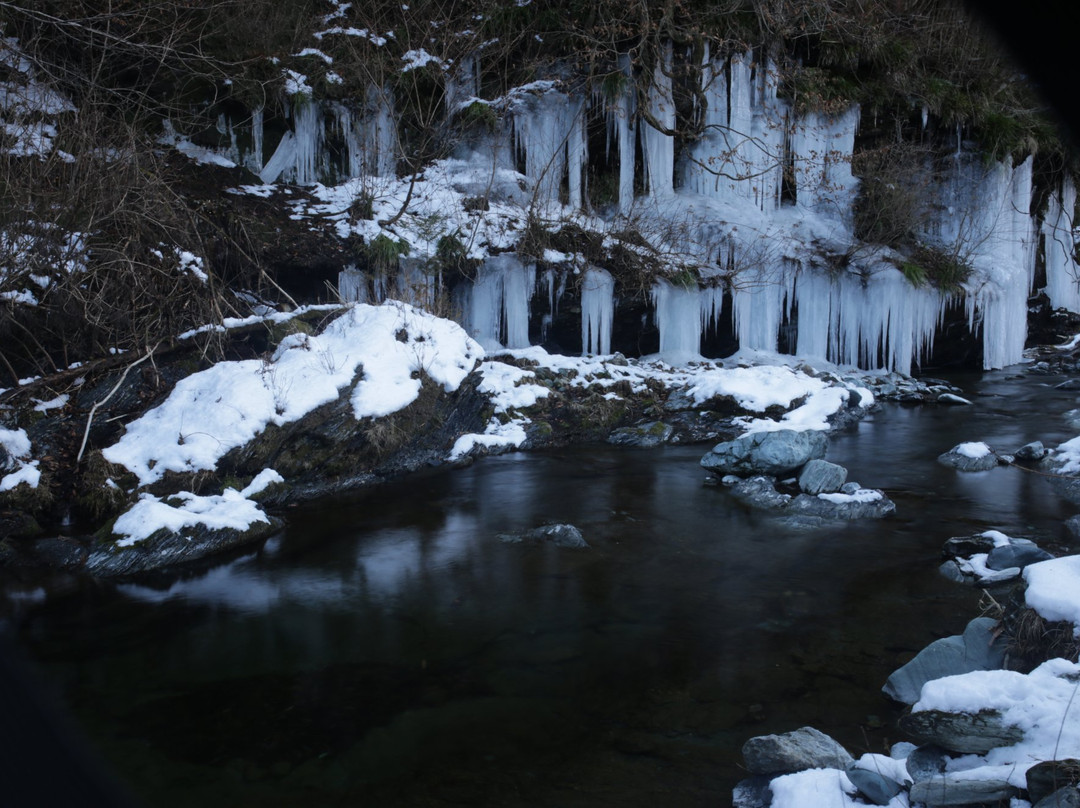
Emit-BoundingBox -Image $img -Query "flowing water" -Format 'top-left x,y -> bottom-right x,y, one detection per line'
3,367 -> 1079,807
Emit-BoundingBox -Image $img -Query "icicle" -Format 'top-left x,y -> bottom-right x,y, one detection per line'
1042,176 -> 1080,313
513,89 -> 586,210
581,267 -> 615,355
650,281 -> 702,361
616,54 -> 636,215
259,131 -> 297,184
337,266 -> 366,303
247,106 -> 264,175
462,255 -> 535,350
642,43 -> 675,199
501,254 -> 536,349
292,99 -> 322,184
730,263 -> 790,353
467,261 -> 504,350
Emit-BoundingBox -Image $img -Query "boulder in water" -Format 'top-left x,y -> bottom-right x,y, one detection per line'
741,726 -> 853,775
701,429 -> 828,477
498,523 -> 588,548
797,459 -> 847,495
937,442 -> 999,472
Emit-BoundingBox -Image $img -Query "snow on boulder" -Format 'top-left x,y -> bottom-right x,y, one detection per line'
1024,555 -> 1080,633
937,441 -> 1000,472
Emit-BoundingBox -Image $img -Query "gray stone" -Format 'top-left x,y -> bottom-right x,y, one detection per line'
937,443 -> 1000,472
840,482 -> 862,494
943,534 -> 997,559
797,459 -> 848,495
898,709 -> 1023,754
909,774 -> 1017,806
701,429 -> 828,477
741,726 -> 853,775
986,542 -> 1053,570
1027,759 -> 1080,804
883,617 -> 1006,704
499,524 -> 588,548
845,763 -> 904,805
732,776 -> 773,808
607,421 -> 674,448
938,560 -> 968,583
1016,441 -> 1048,461
904,744 -> 948,783
1035,787 -> 1080,808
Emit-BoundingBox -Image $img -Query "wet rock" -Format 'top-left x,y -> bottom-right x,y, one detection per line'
1067,516 -> 1080,540
909,773 -> 1017,806
741,726 -> 853,775
938,560 -> 968,583
1015,441 -> 1048,461
937,442 -> 999,472
732,775 -> 773,808
943,534 -> 998,558
1027,759 -> 1080,804
607,421 -> 674,448
883,617 -> 1006,704
701,429 -> 828,477
726,476 -> 792,510
898,709 -> 1023,754
1035,787 -> 1080,808
840,481 -> 862,494
986,542 -> 1053,570
84,517 -> 283,577
797,459 -> 847,495
904,744 -> 949,783
498,524 -> 588,548
845,762 -> 904,805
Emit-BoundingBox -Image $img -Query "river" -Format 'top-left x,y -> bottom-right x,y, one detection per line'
2,365 -> 1077,807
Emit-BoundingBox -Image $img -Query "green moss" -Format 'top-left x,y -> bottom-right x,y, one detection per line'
458,100 -> 498,133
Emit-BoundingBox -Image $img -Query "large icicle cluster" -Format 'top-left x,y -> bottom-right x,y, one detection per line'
197,41 -> 1069,373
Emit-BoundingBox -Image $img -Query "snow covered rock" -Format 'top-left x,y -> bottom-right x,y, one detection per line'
937,442 -> 1000,472
797,458 -> 847,494
787,488 -> 895,520
701,429 -> 828,477
731,776 -> 773,808
986,541 -> 1053,570
882,617 -> 1006,705
741,726 -> 853,775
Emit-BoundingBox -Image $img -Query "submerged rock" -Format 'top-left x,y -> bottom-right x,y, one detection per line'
741,726 -> 853,775
797,459 -> 847,495
498,523 -> 588,548
701,429 -> 828,477
883,617 -> 1006,704
937,442 -> 1000,472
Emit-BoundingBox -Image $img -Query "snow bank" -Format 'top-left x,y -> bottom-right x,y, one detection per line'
104,302 -> 482,485
0,426 -> 39,491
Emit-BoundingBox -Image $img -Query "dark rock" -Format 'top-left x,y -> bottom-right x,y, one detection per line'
938,560 -> 968,583
898,709 -> 1023,754
607,421 -> 674,447
797,459 -> 847,495
943,534 -> 998,559
986,542 -> 1054,570
701,429 -> 828,477
1027,760 -> 1080,804
1016,441 -> 1048,461
937,443 -> 999,472
904,744 -> 949,783
732,775 -> 773,808
1035,787 -> 1080,808
883,617 -> 1006,704
845,763 -> 904,806
84,517 -> 283,577
909,774 -> 1016,806
937,393 -> 972,405
0,443 -> 16,474
840,482 -> 861,494
499,523 -> 588,548
741,726 -> 853,775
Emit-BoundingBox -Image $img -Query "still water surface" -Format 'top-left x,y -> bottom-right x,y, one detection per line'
4,367 -> 1079,806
